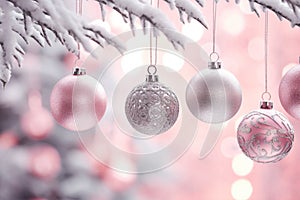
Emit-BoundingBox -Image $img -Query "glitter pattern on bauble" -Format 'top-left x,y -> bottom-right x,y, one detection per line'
186,62 -> 242,123
279,64 -> 300,119
125,74 -> 179,135
50,68 -> 107,131
237,101 -> 294,163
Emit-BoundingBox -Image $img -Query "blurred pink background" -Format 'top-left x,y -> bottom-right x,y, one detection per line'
1,1 -> 300,200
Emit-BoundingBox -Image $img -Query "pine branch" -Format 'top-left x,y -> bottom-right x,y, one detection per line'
0,0 -> 300,87
249,0 -> 300,26
0,0 -> 124,86
96,0 -> 208,48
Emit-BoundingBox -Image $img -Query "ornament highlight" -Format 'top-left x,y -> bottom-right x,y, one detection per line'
50,68 -> 107,131
186,61 -> 242,123
237,101 -> 294,163
125,66 -> 179,135
279,63 -> 300,119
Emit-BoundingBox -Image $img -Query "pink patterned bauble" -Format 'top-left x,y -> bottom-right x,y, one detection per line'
50,68 -> 107,131
279,64 -> 300,119
237,101 -> 294,163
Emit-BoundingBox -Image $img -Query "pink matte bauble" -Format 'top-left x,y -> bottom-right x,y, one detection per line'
237,105 -> 294,163
50,74 -> 106,131
279,64 -> 300,119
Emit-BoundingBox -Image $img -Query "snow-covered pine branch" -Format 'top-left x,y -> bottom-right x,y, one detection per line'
249,0 -> 300,26
1,0 -> 300,86
0,0 -> 125,86
96,0 -> 208,48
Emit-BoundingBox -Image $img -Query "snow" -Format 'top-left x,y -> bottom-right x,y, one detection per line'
252,0 -> 300,26
0,0 -> 299,85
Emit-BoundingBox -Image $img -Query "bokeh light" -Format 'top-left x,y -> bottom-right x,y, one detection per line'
231,179 -> 253,200
221,137 -> 241,158
0,131 -> 18,149
21,91 -> 53,140
221,10 -> 245,36
232,154 -> 254,176
181,19 -> 204,41
29,145 -> 61,179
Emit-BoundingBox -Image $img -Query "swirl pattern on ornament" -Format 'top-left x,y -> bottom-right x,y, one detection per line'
237,110 -> 294,163
125,81 -> 179,135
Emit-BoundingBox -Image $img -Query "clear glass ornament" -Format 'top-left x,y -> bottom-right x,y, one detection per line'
50,67 -> 107,131
237,101 -> 294,163
186,61 -> 242,123
125,66 -> 179,135
279,63 -> 300,119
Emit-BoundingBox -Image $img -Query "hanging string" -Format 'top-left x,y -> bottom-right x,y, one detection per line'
148,0 -> 159,74
210,0 -> 219,62
262,10 -> 271,100
75,0 -> 83,62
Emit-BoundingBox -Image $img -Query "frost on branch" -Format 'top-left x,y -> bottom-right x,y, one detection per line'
251,0 -> 300,26
96,0 -> 208,47
233,0 -> 300,26
1,0 -> 300,86
0,0 -> 124,86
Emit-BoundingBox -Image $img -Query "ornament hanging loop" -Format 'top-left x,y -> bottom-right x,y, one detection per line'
261,91 -> 271,101
209,52 -> 219,62
209,0 -> 220,63
146,65 -> 158,82
147,65 -> 157,75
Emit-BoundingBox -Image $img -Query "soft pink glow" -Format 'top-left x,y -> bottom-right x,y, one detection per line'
103,169 -> 136,191
2,2 -> 300,200
21,91 -> 54,140
29,145 -> 61,179
0,130 -> 18,149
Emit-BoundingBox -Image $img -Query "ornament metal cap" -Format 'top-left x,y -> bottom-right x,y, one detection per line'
73,67 -> 86,76
260,100 -> 273,109
146,74 -> 159,82
208,61 -> 221,69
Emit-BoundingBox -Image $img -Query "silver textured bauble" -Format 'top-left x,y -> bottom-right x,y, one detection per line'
186,62 -> 242,123
125,74 -> 179,135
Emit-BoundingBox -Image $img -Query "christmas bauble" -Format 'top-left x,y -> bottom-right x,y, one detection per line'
125,74 -> 179,135
50,68 -> 107,131
279,64 -> 300,119
186,62 -> 242,123
237,101 -> 294,163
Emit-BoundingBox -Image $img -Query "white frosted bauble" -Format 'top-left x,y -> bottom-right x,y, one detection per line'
125,75 -> 179,135
186,62 -> 242,123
